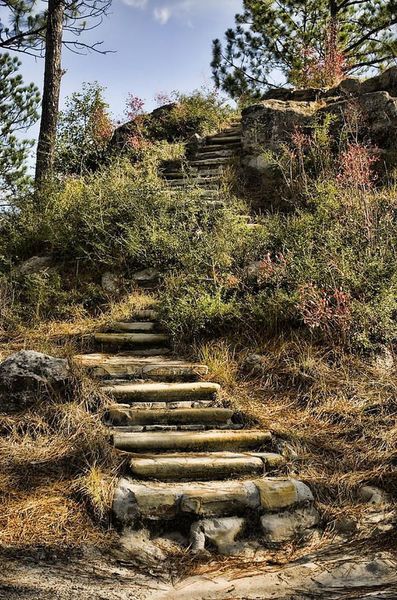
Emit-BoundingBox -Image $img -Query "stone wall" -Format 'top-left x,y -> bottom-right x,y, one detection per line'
241,67 -> 397,210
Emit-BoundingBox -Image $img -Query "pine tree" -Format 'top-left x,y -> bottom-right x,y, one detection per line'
0,0 -> 111,186
54,82 -> 113,176
212,0 -> 397,100
0,53 -> 40,196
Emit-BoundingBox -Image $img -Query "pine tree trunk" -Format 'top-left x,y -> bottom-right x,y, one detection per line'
329,0 -> 338,19
35,0 -> 64,186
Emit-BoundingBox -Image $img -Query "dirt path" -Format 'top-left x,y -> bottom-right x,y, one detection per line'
2,548 -> 397,600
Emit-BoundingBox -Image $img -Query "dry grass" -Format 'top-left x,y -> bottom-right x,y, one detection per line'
197,340 -> 239,389
0,290 -> 156,361
225,334 -> 397,509
0,293 -> 156,553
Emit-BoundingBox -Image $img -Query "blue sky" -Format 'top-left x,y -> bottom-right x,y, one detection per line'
2,0 -> 242,124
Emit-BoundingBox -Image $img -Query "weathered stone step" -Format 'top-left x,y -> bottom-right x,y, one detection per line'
190,157 -> 235,167
113,477 -> 314,522
94,333 -> 169,347
197,142 -> 241,153
74,354 -> 208,380
110,322 -> 158,333
110,400 -> 216,410
164,165 -> 225,174
128,452 -> 285,481
131,309 -> 158,321
107,407 -> 233,426
195,149 -> 237,160
207,134 -> 241,144
167,181 -> 220,190
112,424 -> 244,433
211,126 -> 242,136
112,429 -> 271,453
195,144 -> 242,156
101,381 -> 221,402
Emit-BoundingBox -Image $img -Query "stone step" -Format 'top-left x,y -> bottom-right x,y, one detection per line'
131,309 -> 158,321
110,400 -> 216,410
167,181 -> 220,190
206,136 -> 241,145
197,143 -> 239,151
101,348 -> 171,357
112,424 -> 244,433
94,333 -> 169,347
112,429 -> 271,453
101,381 -> 221,402
113,477 -> 314,522
74,354 -> 208,380
107,407 -> 234,426
195,149 -> 237,160
110,322 -> 158,333
128,452 -> 285,481
211,127 -> 242,136
163,172 -> 222,181
197,142 -> 241,153
190,157 -> 235,167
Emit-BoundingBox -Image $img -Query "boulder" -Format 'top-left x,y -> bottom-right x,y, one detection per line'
101,271 -> 122,294
131,268 -> 160,289
18,255 -> 53,276
242,353 -> 266,377
320,91 -> 397,149
242,100 -> 317,158
358,485 -> 391,506
190,517 -> 246,555
0,350 -> 71,412
260,506 -> 320,544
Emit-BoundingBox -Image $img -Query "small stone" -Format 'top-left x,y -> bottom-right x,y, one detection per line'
260,506 -> 320,544
333,516 -> 358,535
18,255 -> 53,276
190,517 -> 246,555
101,271 -> 122,294
242,353 -> 266,376
255,478 -> 298,510
131,268 -> 160,289
115,528 -> 166,562
358,485 -> 391,506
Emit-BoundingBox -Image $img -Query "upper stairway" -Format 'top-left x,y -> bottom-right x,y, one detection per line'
160,119 -> 242,197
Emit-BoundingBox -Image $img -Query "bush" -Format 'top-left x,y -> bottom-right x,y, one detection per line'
116,87 -> 237,159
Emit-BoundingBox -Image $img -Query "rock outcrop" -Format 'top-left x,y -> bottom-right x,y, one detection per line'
241,67 -> 397,209
0,350 -> 71,411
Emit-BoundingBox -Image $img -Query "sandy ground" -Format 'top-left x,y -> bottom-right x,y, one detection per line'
1,547 -> 397,600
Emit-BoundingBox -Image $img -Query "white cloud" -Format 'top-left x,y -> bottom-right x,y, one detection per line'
154,6 -> 172,24
123,0 -> 148,7
121,0 -> 241,25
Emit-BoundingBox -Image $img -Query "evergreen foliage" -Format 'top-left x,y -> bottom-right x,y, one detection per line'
54,82 -> 113,176
212,0 -> 397,99
0,53 -> 40,195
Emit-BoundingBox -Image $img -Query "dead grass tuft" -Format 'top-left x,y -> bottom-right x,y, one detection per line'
197,340 -> 239,389
227,333 -> 397,504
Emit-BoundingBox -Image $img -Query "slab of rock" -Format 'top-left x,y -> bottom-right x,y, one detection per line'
190,517 -> 246,555
131,268 -> 160,289
18,255 -> 53,276
358,485 -> 391,506
101,271 -> 122,294
260,506 -> 320,543
113,477 -> 314,523
320,91 -> 397,149
0,350 -> 71,411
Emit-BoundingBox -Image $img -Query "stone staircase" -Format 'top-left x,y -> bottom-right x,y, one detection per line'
74,308 -> 319,555
160,119 -> 242,198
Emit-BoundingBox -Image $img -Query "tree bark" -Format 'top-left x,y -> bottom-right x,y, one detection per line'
35,0 -> 64,186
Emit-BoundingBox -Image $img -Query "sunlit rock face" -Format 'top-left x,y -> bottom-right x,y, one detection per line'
241,67 -> 397,209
